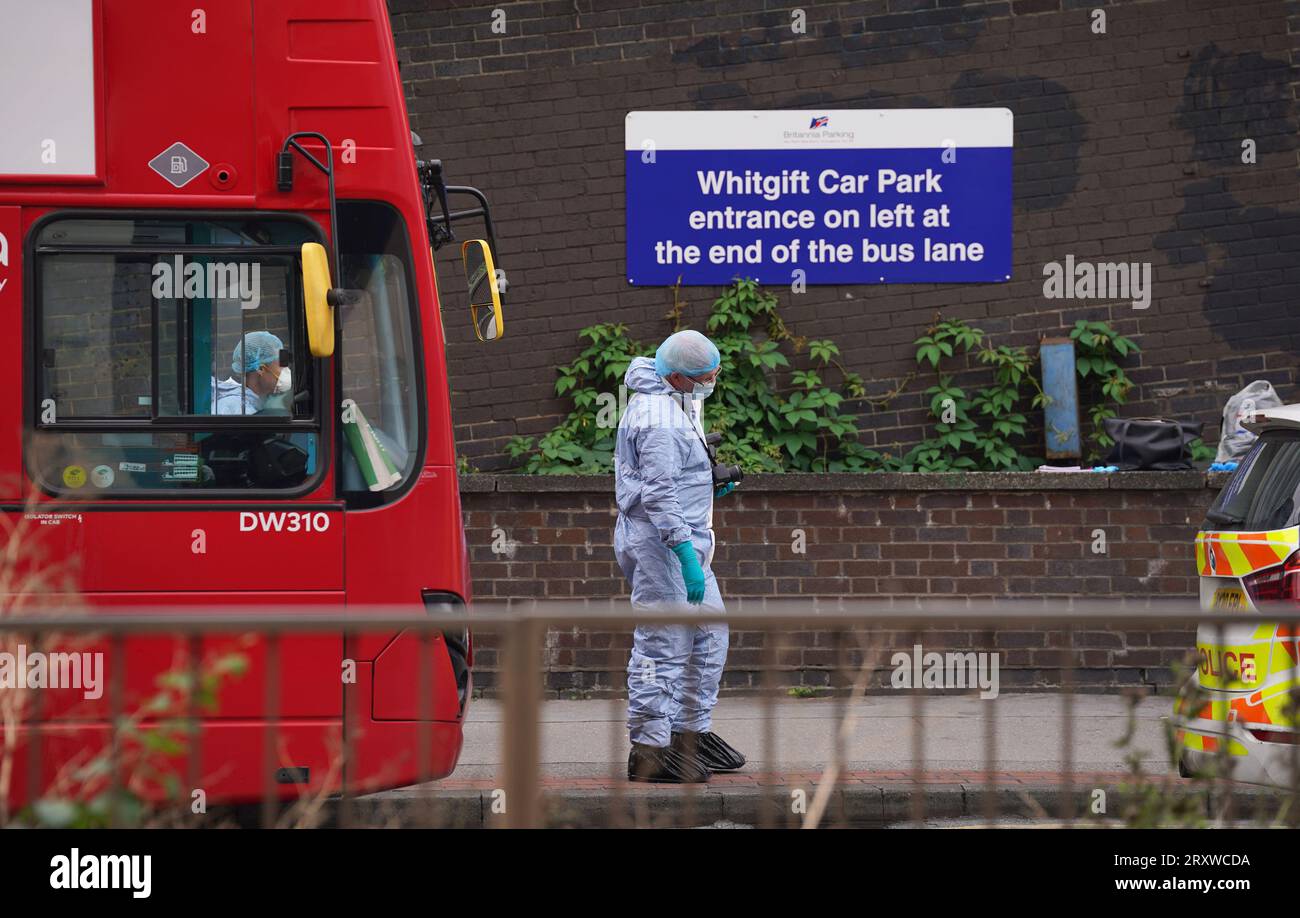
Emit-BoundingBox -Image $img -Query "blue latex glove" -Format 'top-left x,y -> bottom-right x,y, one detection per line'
670,541 -> 706,605
714,482 -> 736,498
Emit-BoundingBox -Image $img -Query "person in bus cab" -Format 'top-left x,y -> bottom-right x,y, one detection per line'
212,331 -> 292,416
614,329 -> 746,783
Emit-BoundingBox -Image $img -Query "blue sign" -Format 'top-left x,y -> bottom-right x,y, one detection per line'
625,110 -> 1013,286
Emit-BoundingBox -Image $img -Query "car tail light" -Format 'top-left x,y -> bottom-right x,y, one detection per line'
1248,729 -> 1300,744
1242,550 -> 1300,603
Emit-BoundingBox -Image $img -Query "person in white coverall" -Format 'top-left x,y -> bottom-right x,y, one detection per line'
614,330 -> 746,784
212,331 -> 293,416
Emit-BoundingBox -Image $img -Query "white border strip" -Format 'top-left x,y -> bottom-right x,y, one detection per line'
626,109 -> 1013,151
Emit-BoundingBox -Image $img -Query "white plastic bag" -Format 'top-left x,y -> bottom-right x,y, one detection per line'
1217,380 -> 1283,462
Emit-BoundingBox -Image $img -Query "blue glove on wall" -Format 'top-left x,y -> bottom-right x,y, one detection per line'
714,482 -> 736,498
670,541 -> 706,604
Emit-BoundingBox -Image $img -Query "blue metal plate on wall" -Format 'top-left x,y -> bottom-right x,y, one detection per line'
1040,338 -> 1081,459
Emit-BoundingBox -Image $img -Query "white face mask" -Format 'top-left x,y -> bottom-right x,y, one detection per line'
273,366 -> 292,395
690,380 -> 715,401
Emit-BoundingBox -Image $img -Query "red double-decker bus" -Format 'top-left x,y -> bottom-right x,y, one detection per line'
0,0 -> 504,808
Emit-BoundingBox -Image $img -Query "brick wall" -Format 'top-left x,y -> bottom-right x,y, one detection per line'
391,0 -> 1300,471
462,470 -> 1223,696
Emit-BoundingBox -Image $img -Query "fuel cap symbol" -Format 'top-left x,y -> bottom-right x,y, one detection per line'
148,142 -> 209,188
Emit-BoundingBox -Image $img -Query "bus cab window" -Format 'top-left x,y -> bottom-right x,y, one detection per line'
32,217 -> 322,494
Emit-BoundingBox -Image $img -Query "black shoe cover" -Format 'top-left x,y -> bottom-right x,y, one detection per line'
671,730 -> 746,772
627,742 -> 710,784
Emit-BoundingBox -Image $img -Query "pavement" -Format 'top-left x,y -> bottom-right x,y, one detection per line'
453,693 -> 1173,777
355,693 -> 1285,827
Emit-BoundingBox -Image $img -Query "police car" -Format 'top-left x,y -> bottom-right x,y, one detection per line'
1175,405 -> 1300,785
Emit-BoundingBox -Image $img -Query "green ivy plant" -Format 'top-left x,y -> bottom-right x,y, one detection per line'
1188,438 -> 1216,463
705,279 -> 872,473
879,316 -> 1137,472
506,322 -> 642,474
1070,319 -> 1140,460
508,285 -> 1143,476
507,278 -> 872,474
880,318 -> 1044,472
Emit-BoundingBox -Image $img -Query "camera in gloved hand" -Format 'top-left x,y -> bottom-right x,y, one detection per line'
704,432 -> 743,493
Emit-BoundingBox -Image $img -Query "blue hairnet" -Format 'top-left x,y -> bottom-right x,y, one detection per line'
232,331 -> 284,374
654,330 -> 720,378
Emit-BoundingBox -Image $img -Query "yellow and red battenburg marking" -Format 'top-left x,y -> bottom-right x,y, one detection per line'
1196,527 -> 1299,577
1175,729 -> 1248,756
1177,675 -> 1300,729
1179,528 -> 1300,755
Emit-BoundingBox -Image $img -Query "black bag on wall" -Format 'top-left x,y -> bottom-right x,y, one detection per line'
1102,417 -> 1203,471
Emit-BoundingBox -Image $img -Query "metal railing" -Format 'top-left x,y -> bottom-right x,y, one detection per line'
0,598 -> 1292,828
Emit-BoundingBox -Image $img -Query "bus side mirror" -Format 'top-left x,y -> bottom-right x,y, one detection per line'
301,242 -> 336,357
462,239 -> 504,342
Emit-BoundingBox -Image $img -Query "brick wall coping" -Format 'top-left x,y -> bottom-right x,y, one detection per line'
460,471 -> 1233,494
